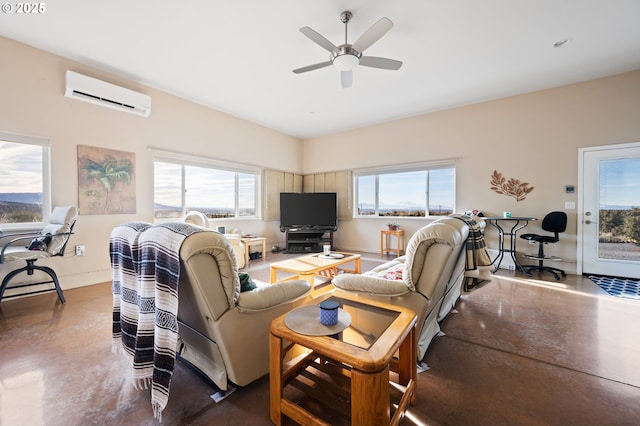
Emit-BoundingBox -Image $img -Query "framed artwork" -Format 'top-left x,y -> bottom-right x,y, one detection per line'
77,145 -> 136,214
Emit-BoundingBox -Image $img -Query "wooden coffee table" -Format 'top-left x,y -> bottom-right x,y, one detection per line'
269,252 -> 361,296
269,294 -> 417,425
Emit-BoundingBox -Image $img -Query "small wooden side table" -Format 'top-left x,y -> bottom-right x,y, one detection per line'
270,294 -> 417,425
380,229 -> 405,257
241,236 -> 267,265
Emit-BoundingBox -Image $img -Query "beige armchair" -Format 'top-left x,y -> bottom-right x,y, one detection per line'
332,217 -> 469,360
175,229 -> 311,390
111,223 -> 311,400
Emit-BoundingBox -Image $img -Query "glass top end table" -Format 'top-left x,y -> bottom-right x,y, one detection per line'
269,294 -> 417,425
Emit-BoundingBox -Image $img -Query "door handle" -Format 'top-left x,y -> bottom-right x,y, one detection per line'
585,220 -> 592,224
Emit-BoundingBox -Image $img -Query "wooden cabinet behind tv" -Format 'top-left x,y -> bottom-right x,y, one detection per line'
263,170 -> 304,221
263,169 -> 352,221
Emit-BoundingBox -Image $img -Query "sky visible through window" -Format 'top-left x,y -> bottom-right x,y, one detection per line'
358,168 -> 455,214
0,141 -> 42,194
153,161 -> 257,217
599,158 -> 640,208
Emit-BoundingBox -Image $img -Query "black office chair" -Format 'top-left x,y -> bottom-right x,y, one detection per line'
519,211 -> 567,280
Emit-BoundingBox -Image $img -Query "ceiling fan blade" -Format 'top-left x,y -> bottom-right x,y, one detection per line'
360,56 -> 403,70
341,70 -> 353,88
352,17 -> 393,52
293,61 -> 332,74
300,27 -> 337,52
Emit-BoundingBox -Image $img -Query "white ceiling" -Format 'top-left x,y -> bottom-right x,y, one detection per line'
2,1 -> 640,139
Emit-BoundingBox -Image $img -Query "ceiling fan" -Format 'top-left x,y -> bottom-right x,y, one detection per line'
293,11 -> 403,88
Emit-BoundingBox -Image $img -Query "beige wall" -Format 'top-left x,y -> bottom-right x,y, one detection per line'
1,35 -> 639,288
0,37 -> 302,288
304,71 -> 640,271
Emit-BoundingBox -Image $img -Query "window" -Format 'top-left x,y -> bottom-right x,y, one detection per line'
0,132 -> 50,226
354,162 -> 455,217
154,153 -> 260,220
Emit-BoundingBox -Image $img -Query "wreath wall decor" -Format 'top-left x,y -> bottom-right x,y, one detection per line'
489,170 -> 534,202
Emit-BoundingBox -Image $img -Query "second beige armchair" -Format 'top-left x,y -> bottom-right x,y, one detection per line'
332,217 -> 470,360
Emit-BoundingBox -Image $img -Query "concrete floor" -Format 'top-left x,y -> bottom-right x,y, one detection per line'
1,269 -> 639,425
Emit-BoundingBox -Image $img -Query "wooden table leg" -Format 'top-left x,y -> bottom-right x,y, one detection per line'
299,272 -> 314,286
270,267 -> 277,284
269,332 -> 283,425
398,326 -> 417,405
298,272 -> 315,296
355,257 -> 361,273
351,367 -> 390,424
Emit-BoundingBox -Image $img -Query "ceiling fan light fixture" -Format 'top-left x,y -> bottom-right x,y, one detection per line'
333,53 -> 360,71
331,45 -> 361,71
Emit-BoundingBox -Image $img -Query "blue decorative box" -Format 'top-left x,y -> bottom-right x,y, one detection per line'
319,300 -> 340,326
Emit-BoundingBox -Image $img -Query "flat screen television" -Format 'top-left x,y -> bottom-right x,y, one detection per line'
280,192 -> 337,231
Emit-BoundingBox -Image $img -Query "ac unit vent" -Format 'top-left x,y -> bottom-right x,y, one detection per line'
64,71 -> 151,117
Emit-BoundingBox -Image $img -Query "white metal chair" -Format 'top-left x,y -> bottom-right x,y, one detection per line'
0,206 -> 77,304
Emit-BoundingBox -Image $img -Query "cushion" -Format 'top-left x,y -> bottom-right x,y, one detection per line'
376,262 -> 404,281
238,272 -> 257,292
236,280 -> 311,311
43,206 -> 78,255
332,274 -> 411,296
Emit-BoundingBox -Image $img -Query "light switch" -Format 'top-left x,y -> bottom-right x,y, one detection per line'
565,201 -> 576,210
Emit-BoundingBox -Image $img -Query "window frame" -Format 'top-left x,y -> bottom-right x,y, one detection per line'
353,160 -> 456,219
0,131 -> 51,230
153,150 -> 261,221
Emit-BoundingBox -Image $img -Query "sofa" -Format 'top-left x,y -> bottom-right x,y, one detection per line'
332,216 -> 486,360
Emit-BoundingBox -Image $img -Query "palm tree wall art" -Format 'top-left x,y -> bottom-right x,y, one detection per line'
77,145 -> 136,214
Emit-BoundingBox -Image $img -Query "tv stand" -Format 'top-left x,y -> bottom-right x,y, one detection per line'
285,229 -> 334,253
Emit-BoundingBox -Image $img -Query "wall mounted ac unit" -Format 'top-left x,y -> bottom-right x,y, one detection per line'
64,70 -> 151,117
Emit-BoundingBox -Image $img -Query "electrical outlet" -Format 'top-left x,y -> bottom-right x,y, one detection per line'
75,245 -> 85,256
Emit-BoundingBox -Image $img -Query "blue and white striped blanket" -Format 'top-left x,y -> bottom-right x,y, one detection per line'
111,221 -> 203,421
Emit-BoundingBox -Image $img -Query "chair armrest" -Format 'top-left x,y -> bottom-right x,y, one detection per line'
332,273 -> 411,297
236,280 -> 311,312
0,231 -> 74,262
0,231 -> 40,237
0,233 -> 40,263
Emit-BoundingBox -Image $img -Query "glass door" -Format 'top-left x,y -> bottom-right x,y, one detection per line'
579,143 -> 640,278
